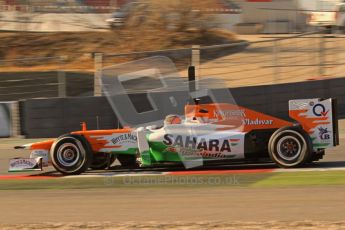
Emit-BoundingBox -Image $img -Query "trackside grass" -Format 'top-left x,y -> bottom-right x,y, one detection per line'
252,171 -> 345,187
0,171 -> 345,190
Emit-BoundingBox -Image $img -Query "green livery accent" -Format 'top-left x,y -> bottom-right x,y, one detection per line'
313,143 -> 330,148
110,148 -> 137,155
148,140 -> 239,164
140,150 -> 152,166
311,137 -> 317,143
149,141 -> 182,162
310,137 -> 330,148
8,169 -> 42,172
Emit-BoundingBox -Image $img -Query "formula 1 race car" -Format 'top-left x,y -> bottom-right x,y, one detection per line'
9,96 -> 339,175
9,58 -> 339,175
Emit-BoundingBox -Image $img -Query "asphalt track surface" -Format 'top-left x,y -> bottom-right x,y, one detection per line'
1,186 -> 345,224
0,139 -> 345,225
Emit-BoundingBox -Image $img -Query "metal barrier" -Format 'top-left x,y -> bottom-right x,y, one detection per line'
0,101 -> 11,137
19,76 -> 345,138
0,56 -> 67,101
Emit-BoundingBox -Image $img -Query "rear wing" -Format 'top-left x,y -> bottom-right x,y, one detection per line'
289,98 -> 339,149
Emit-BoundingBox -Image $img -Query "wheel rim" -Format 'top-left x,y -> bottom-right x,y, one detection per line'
276,136 -> 301,161
56,143 -> 81,167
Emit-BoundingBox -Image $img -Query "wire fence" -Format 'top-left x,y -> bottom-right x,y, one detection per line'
203,32 -> 345,87
95,47 -> 193,95
1,30 -> 345,101
95,30 -> 344,95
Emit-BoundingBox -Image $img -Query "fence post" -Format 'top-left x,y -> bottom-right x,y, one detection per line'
273,40 -> 280,84
191,45 -> 200,79
10,101 -> 21,137
58,56 -> 66,98
94,53 -> 103,96
319,35 -> 325,77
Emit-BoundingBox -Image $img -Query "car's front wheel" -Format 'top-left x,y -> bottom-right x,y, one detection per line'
90,153 -> 116,170
50,135 -> 93,175
268,127 -> 312,168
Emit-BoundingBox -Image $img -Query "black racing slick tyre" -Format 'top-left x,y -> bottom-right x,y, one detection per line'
90,153 -> 116,170
50,135 -> 93,175
268,126 -> 312,168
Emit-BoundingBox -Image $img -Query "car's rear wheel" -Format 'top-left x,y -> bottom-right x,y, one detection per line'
268,126 -> 312,168
51,135 -> 93,175
90,153 -> 116,170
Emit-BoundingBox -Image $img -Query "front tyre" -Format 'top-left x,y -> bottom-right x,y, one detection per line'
268,127 -> 312,168
90,153 -> 116,170
50,135 -> 93,175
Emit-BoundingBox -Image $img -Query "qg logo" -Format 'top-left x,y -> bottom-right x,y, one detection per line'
312,104 -> 329,117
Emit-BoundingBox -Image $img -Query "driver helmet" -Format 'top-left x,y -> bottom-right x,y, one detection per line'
164,114 -> 182,125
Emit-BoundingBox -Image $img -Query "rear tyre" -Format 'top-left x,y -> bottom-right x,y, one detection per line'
90,153 -> 116,170
117,154 -> 137,168
50,135 -> 93,175
268,126 -> 312,168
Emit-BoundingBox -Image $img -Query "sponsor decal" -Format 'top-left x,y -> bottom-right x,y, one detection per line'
164,146 -> 229,158
31,150 -> 48,157
230,138 -> 240,147
214,110 -> 246,119
9,158 -> 42,171
212,110 -> 273,126
111,133 -> 137,145
162,134 -> 238,158
313,104 -> 329,117
163,134 -> 232,152
30,150 -> 49,166
10,159 -> 36,168
318,127 -> 330,140
243,118 -> 273,125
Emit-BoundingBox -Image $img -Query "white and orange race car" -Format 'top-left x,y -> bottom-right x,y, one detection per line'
9,97 -> 339,175
9,57 -> 340,175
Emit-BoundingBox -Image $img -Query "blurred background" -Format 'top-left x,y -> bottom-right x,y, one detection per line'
1,0 -> 345,138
